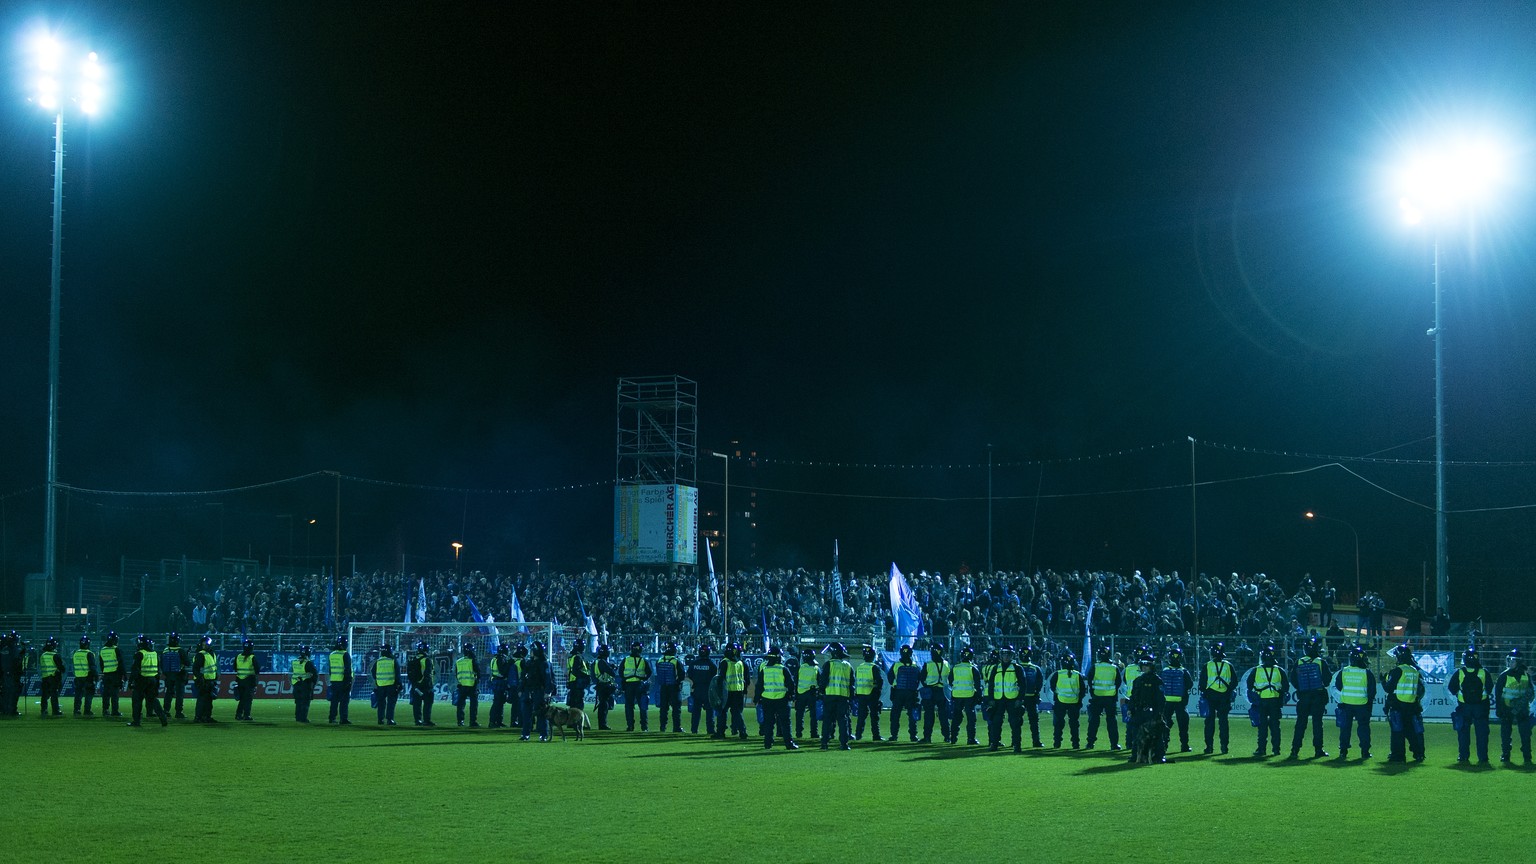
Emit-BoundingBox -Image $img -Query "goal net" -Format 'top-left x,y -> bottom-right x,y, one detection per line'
346,621 -> 586,704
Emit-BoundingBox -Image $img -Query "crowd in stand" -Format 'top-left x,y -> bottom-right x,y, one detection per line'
180,564 -> 1436,647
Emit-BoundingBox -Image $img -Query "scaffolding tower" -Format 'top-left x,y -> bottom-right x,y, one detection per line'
615,376 -> 698,486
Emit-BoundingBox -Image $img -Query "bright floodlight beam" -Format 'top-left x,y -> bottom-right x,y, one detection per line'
1393,130 -> 1509,621
25,30 -> 106,611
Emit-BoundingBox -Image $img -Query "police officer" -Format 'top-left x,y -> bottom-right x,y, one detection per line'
985,644 -> 1026,752
160,633 -> 190,720
818,642 -> 855,750
1447,648 -> 1491,764
127,635 -> 169,728
1332,644 -> 1377,760
1494,648 -> 1532,765
621,641 -> 653,731
72,636 -> 98,717
327,636 -> 353,725
521,640 -> 554,741
718,642 -> 749,740
410,640 -> 436,728
566,642 -> 591,710
687,644 -> 718,736
887,644 -> 922,743
948,646 -> 981,745
1159,646 -> 1194,753
1288,636 -> 1331,759
1086,646 -> 1122,751
1050,652 -> 1084,749
290,644 -> 318,722
455,643 -> 480,727
1127,653 -> 1167,763
487,643 -> 511,728
851,645 -> 884,742
591,644 -> 616,730
754,646 -> 798,750
233,639 -> 260,721
1200,642 -> 1236,755
1017,645 -> 1046,748
1383,643 -> 1426,763
373,644 -> 400,726
508,644 -> 528,732
920,643 -> 950,745
193,636 -> 219,723
792,647 -> 820,742
656,640 -> 685,733
99,631 -> 125,718
37,636 -> 64,718
1245,645 -> 1288,758
0,632 -> 20,716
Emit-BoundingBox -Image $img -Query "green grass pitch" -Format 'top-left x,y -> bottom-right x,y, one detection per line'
7,700 -> 1529,862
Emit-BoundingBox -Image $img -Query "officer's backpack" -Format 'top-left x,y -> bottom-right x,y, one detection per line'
1296,660 -> 1323,692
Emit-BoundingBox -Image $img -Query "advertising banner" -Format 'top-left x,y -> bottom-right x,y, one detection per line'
613,484 -> 698,565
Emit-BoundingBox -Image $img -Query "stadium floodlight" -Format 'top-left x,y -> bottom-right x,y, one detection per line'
23,30 -> 107,603
1392,129 -> 1510,620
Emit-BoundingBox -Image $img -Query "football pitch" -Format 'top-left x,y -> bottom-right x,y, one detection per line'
7,700 -> 1527,863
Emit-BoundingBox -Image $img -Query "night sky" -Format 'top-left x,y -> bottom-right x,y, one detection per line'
3,3 -> 1535,618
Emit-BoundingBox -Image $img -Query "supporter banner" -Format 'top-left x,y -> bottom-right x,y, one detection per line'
613,484 -> 698,565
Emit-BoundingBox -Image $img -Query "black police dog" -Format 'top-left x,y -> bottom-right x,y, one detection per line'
1131,715 -> 1168,764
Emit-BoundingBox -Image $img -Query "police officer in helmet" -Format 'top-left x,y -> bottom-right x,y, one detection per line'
1331,644 -> 1377,760
1199,641 -> 1236,755
1383,643 -> 1426,763
161,632 -> 190,720
1494,648 -> 1533,764
1288,635 -> 1331,759
1160,646 -> 1194,753
656,640 -> 685,733
71,635 -> 98,717
1447,647 -> 1491,764
818,642 -> 855,750
621,641 -> 653,732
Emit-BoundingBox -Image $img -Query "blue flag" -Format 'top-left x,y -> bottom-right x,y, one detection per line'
706,540 -> 721,612
889,563 -> 923,648
761,608 -> 770,651
1082,597 -> 1096,675
325,573 -> 335,629
468,596 -> 488,634
416,578 -> 428,624
510,587 -> 526,625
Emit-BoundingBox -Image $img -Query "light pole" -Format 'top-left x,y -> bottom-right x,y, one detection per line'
1304,511 -> 1360,602
987,444 -> 993,575
711,451 -> 730,634
452,542 -> 463,579
306,518 -> 316,571
1396,134 -> 1506,618
27,34 -> 104,605
534,557 -> 541,580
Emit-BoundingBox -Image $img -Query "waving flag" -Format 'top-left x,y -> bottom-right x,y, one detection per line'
576,587 -> 599,654
324,572 -> 336,629
404,581 -> 412,626
706,540 -> 721,612
486,614 -> 499,651
761,608 -> 771,652
693,581 -> 701,634
832,539 -> 845,610
889,563 -> 924,648
510,586 -> 527,635
468,597 -> 489,634
1082,597 -> 1097,675
415,578 -> 427,624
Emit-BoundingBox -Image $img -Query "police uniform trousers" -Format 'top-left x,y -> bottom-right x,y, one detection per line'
162,672 -> 188,718
987,697 -> 1023,750
234,676 -> 256,720
950,695 -> 979,744
375,684 -> 399,724
488,682 -> 508,727
1254,697 -> 1283,755
39,675 -> 62,716
131,677 -> 167,725
760,696 -> 792,748
920,685 -> 950,743
1053,700 -> 1082,747
1290,690 -> 1327,756
1161,699 -> 1190,750
1456,702 -> 1490,762
294,681 -> 314,722
794,692 -> 820,740
1020,695 -> 1043,746
888,688 -> 920,741
594,683 -> 615,729
1086,695 -> 1119,748
329,679 -> 351,723
658,682 -> 683,732
566,681 -> 586,710
1388,701 -> 1424,760
1,671 -> 18,715
523,690 -> 550,739
1203,692 -> 1233,751
73,677 -> 96,716
688,683 -> 714,735
412,682 -> 434,725
1338,703 -> 1371,756
820,695 -> 851,749
1499,707 -> 1532,761
853,693 -> 883,741
623,681 -> 649,730
101,672 -> 124,716
456,685 -> 478,725
723,690 -> 747,737
194,679 -> 216,722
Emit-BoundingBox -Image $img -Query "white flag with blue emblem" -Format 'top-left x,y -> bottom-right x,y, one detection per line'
889,563 -> 923,648
415,578 -> 427,624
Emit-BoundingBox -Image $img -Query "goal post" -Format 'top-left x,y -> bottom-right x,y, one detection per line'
346,621 -> 584,703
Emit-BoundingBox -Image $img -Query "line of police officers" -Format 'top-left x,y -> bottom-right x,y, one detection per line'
8,628 -> 1533,766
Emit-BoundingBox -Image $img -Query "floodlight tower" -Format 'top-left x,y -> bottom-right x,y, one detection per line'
26,32 -> 105,602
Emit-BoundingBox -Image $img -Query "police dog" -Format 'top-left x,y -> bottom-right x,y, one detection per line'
545,704 -> 591,741
1131,713 -> 1168,764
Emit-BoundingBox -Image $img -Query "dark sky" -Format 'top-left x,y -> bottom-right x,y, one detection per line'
3,2 -> 1535,617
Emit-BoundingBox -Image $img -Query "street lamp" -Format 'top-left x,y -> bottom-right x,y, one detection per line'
26,32 -> 105,603
711,451 -> 730,635
452,541 -> 463,578
306,518 -> 316,571
534,557 -> 541,580
1304,511 -> 1360,602
1396,132 -> 1509,618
